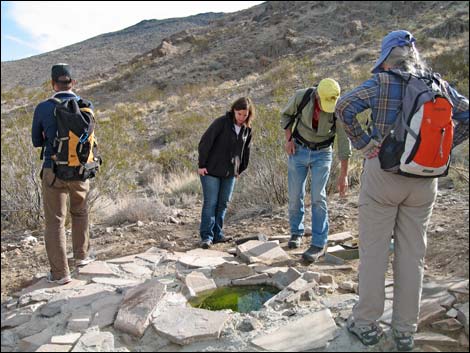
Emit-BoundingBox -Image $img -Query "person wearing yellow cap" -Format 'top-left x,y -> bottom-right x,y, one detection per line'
280,78 -> 351,263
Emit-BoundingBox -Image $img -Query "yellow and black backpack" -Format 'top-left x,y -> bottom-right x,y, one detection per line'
49,97 -> 102,181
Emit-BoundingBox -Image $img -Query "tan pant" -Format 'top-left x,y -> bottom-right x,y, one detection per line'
42,168 -> 90,279
353,157 -> 437,333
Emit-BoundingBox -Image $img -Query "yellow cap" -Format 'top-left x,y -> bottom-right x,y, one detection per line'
317,78 -> 340,113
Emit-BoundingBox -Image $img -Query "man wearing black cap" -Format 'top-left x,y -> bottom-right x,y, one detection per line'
32,63 -> 95,285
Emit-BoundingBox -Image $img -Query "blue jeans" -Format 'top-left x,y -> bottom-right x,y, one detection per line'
200,175 -> 236,242
288,143 -> 333,247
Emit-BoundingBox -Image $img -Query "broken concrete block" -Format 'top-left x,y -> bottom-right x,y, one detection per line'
183,271 -> 217,298
237,240 -> 290,265
251,308 -> 337,351
152,307 -> 230,345
114,279 -> 166,337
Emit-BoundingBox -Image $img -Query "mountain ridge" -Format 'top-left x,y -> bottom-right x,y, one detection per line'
1,12 -> 225,90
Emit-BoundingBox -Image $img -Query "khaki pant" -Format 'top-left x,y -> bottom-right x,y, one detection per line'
352,158 -> 437,333
42,168 -> 90,279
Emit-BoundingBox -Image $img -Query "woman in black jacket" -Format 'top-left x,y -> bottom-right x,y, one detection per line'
197,97 -> 255,249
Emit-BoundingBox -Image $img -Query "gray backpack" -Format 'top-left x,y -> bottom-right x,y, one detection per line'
378,70 -> 454,178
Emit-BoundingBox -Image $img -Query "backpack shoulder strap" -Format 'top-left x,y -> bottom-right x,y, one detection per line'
297,87 -> 314,116
287,87 -> 314,140
48,97 -> 62,106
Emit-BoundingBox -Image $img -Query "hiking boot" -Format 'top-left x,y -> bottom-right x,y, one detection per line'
302,245 -> 327,262
76,256 -> 96,267
393,329 -> 414,351
213,236 -> 233,244
288,235 -> 303,249
347,318 -> 384,346
200,239 -> 212,249
46,272 -> 72,285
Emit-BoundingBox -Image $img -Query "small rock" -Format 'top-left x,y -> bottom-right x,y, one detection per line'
282,309 -> 297,317
237,317 -> 262,332
168,216 -> 179,224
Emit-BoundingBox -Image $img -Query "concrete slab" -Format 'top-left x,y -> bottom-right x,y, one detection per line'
78,261 -> 116,277
237,240 -> 290,265
106,255 -> 137,264
35,344 -> 72,352
251,309 -> 337,351
114,279 -> 166,337
328,232 -> 353,244
414,332 -> 459,347
121,263 -> 152,276
50,333 -> 82,345
152,306 -> 230,345
91,277 -> 141,287
183,271 -> 217,298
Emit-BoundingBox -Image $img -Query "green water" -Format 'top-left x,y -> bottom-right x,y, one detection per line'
189,285 -> 280,313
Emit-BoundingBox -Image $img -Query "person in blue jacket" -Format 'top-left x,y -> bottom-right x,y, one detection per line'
32,63 -> 95,285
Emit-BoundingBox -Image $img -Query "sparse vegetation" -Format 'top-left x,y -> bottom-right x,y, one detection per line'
106,196 -> 171,225
1,1 -> 468,233
429,47 -> 469,97
1,109 -> 43,229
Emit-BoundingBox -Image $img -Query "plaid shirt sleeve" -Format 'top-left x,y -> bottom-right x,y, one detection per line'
445,83 -> 469,148
336,74 -> 406,150
335,79 -> 377,150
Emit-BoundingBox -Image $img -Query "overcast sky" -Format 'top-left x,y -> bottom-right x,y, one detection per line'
1,1 -> 264,62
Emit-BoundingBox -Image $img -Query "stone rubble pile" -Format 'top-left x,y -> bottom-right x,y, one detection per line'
1,233 -> 468,352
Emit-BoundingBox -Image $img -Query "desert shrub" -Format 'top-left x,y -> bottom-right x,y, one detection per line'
448,141 -> 469,190
155,146 -> 194,174
164,172 -> 201,197
106,196 -> 171,226
232,104 -> 288,206
155,110 -> 215,175
429,47 -> 469,97
1,110 -> 43,230
351,48 -> 373,63
1,85 -> 26,102
87,105 -> 154,215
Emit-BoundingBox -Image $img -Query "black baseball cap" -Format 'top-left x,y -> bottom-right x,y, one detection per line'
51,63 -> 73,82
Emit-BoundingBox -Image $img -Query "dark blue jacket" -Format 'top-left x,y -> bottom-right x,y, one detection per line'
31,91 -> 93,168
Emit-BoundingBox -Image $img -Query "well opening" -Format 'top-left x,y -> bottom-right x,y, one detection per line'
189,285 -> 280,313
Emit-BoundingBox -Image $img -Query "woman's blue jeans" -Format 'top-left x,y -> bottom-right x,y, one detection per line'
199,175 -> 236,242
288,143 -> 333,247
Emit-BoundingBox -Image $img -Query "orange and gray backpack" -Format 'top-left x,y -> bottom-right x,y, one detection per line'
378,70 -> 454,178
49,97 -> 102,181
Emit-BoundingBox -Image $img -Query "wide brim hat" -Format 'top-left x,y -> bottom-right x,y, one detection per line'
371,30 -> 416,74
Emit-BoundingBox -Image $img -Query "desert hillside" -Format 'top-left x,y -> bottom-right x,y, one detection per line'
1,2 -> 469,351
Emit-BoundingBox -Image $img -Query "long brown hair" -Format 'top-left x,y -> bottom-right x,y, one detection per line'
230,97 -> 256,128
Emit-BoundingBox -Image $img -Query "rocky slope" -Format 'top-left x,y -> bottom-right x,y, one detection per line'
1,3 -> 469,350
1,12 -> 224,90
